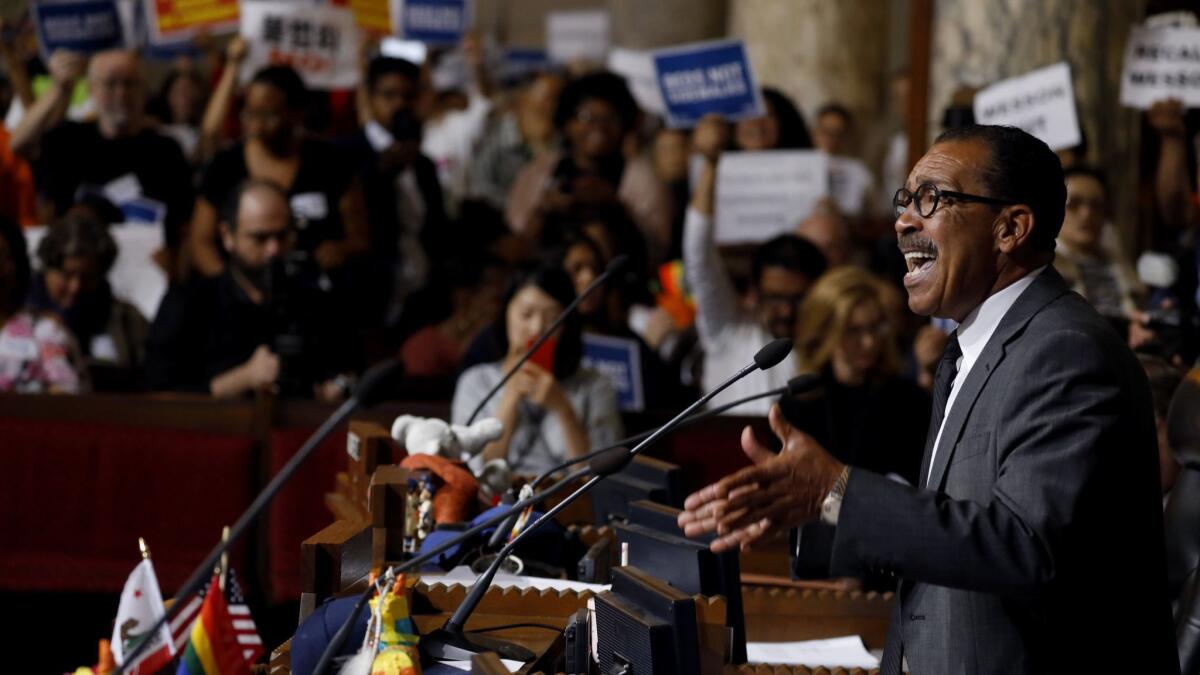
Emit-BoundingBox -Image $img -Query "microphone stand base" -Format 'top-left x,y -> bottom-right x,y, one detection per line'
420,626 -> 538,663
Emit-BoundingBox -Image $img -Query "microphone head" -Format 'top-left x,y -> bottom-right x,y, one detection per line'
786,373 -> 820,396
588,446 -> 632,477
753,338 -> 794,371
352,359 -> 404,407
605,254 -> 630,275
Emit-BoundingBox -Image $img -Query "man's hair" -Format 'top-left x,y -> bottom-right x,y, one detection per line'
934,124 -> 1066,252
752,234 -> 828,287
816,102 -> 853,126
367,56 -> 420,93
553,71 -> 639,134
221,179 -> 291,232
250,65 -> 309,112
37,213 -> 118,275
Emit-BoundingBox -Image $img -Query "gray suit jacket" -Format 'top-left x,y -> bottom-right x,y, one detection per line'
830,268 -> 1178,674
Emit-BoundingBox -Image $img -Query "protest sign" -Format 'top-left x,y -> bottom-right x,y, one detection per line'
498,47 -> 549,84
144,0 -> 238,46
608,47 -> 665,115
33,0 -> 124,57
546,10 -> 610,64
581,333 -> 644,412
401,0 -> 469,44
714,150 -> 828,245
345,0 -> 400,35
827,156 -> 874,218
973,62 -> 1081,151
380,37 -> 428,63
1120,26 -> 1200,109
652,39 -> 764,128
240,2 -> 361,91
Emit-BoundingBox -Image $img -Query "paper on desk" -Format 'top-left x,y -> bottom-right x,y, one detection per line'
419,565 -> 610,594
424,659 -> 524,674
747,636 -> 879,669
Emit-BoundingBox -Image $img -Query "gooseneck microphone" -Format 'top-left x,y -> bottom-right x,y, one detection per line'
421,338 -> 794,661
465,254 -> 629,425
116,360 -> 405,674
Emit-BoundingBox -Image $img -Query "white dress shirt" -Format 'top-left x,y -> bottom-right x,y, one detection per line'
927,266 -> 1047,484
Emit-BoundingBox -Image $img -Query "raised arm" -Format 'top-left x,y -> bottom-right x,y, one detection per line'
197,37 -> 246,163
11,50 -> 86,159
1148,99 -> 1196,230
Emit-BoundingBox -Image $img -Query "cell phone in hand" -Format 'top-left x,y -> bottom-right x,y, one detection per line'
527,336 -> 558,373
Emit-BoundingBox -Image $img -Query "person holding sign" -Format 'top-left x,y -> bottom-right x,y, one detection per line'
733,87 -> 813,152
506,71 -> 673,266
451,264 -> 621,475
685,114 -> 828,416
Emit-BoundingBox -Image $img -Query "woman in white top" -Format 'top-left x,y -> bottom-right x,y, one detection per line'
452,264 -> 622,475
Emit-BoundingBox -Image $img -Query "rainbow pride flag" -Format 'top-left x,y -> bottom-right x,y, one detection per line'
175,574 -> 251,675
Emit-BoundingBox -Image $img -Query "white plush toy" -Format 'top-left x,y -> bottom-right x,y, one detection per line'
390,415 -> 503,459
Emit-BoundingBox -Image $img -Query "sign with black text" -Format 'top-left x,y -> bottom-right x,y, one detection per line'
1120,26 -> 1200,109
33,0 -> 124,57
546,9 -> 609,64
652,39 -> 763,129
714,150 -> 828,245
240,2 -> 361,91
973,62 -> 1081,151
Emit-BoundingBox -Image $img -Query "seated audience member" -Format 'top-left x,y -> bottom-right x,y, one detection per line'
469,71 -> 564,211
147,180 -> 355,400
782,266 -> 930,587
344,56 -> 448,325
1052,167 -> 1145,325
0,218 -> 87,393
733,87 -> 813,151
185,65 -> 369,281
506,71 -> 673,266
1141,354 -> 1184,497
686,115 -> 827,414
28,214 -> 148,371
13,49 -> 194,250
399,256 -> 507,380
145,63 -> 206,163
451,264 -> 622,475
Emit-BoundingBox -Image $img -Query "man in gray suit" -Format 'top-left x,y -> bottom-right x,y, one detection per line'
679,125 -> 1178,673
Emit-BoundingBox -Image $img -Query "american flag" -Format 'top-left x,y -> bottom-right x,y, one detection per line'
169,567 -> 264,664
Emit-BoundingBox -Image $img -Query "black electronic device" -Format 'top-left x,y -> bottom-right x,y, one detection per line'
594,591 -> 676,675
577,535 -> 613,584
614,520 -> 747,663
610,566 -> 701,675
627,499 -> 687,536
590,456 -> 683,525
563,607 -> 591,674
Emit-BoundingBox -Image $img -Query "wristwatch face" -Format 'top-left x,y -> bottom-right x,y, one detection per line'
821,493 -> 841,525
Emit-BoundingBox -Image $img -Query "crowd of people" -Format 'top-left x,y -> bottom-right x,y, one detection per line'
0,26 -> 1195,490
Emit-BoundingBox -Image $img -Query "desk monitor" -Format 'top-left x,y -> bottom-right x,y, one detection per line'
611,565 -> 701,675
594,591 -> 676,675
590,456 -> 684,525
613,520 -> 747,664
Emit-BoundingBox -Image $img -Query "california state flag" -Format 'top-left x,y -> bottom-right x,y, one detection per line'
111,559 -> 176,673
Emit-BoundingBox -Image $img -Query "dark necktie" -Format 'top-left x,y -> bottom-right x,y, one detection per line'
930,332 -> 963,431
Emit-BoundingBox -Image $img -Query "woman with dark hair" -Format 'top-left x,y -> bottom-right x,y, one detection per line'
146,66 -> 206,162
734,87 -> 813,151
0,218 -> 87,393
505,71 -> 673,266
183,64 -> 369,280
451,264 -> 622,474
28,214 -> 148,371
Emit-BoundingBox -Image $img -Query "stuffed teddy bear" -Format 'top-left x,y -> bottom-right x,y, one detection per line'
389,415 -> 503,459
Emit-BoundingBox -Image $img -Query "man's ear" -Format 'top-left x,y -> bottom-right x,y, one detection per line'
219,222 -> 235,254
995,204 -> 1036,254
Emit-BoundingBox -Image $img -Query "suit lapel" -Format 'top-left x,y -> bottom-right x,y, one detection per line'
924,267 -> 1072,492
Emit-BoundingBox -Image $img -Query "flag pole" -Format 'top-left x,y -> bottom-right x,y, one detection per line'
218,527 -> 230,593
138,537 -> 151,560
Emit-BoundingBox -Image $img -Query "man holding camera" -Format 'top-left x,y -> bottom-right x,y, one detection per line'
146,179 -> 354,400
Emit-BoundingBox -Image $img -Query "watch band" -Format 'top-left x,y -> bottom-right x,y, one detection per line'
820,465 -> 851,526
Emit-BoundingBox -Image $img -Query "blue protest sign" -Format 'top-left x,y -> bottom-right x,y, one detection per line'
33,0 -> 125,56
402,0 -> 469,45
498,47 -> 549,85
652,39 -> 764,129
581,333 -> 645,412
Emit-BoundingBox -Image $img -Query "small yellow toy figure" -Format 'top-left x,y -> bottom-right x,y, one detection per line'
370,574 -> 422,675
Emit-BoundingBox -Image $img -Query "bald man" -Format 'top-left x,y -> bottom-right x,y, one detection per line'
13,49 -> 193,247
146,180 -> 355,399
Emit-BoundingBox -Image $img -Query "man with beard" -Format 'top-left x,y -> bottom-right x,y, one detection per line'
684,115 -> 827,415
146,180 -> 353,400
678,125 -> 1177,673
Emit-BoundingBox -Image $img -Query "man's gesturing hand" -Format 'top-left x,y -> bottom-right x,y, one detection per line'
677,404 -> 845,553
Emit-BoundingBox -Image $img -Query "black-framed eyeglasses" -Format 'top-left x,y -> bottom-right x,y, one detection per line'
893,182 -> 1017,218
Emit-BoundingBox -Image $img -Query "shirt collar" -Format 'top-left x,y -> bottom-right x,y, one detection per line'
955,265 -> 1047,361
364,120 -> 395,153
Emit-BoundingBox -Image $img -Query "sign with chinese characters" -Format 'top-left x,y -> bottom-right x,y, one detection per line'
652,39 -> 764,128
145,0 -> 239,46
240,2 -> 361,91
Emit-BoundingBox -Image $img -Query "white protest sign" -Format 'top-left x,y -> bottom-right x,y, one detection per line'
827,156 -> 874,218
973,62 -> 1081,151
1120,26 -> 1200,109
607,48 -> 665,115
714,150 -> 829,245
239,1 -> 361,91
546,10 -> 609,64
